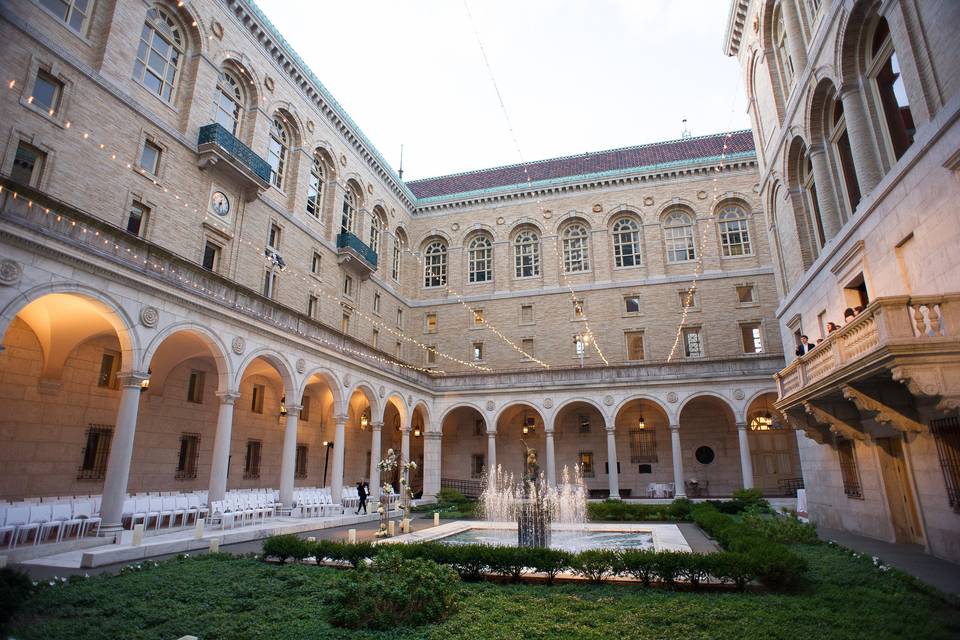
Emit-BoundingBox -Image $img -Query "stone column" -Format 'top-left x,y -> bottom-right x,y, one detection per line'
330,414 -> 348,503
838,85 -> 884,196
368,422 -> 383,501
737,422 -> 755,489
208,390 -> 240,503
605,425 -> 620,500
487,430 -> 497,476
99,372 -> 148,534
780,0 -> 808,74
670,424 -> 686,498
807,144 -> 843,239
400,426 -> 411,466
544,429 -> 557,487
423,432 -> 442,499
279,404 -> 302,508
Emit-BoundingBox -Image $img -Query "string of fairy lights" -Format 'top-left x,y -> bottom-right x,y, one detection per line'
462,0 -> 609,366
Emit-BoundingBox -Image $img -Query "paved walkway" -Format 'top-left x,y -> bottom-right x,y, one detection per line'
819,527 -> 960,596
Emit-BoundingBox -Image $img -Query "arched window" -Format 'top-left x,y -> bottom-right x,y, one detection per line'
868,18 -> 915,162
513,229 -> 540,278
561,222 -> 590,273
392,229 -> 405,282
267,117 -> 289,190
306,153 -> 325,218
801,152 -> 825,248
773,5 -> 794,93
369,209 -> 385,256
134,7 -> 183,101
214,71 -> 243,135
718,205 -> 752,257
423,240 -> 447,288
830,99 -> 861,216
663,211 -> 696,263
467,235 -> 492,283
341,182 -> 359,234
612,217 -> 641,267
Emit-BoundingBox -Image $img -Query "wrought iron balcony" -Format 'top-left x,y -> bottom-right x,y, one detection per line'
196,123 -> 270,199
336,230 -> 377,278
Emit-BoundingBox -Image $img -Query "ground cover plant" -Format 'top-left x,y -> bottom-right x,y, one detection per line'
410,488 -> 477,519
8,544 -> 960,640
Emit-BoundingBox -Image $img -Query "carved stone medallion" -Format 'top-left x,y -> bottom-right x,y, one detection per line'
543,398 -> 553,409
603,395 -> 614,406
486,400 -> 495,411
296,358 -> 306,374
231,336 -> 246,355
733,388 -> 745,400
139,306 -> 159,328
667,392 -> 678,403
0,259 -> 22,286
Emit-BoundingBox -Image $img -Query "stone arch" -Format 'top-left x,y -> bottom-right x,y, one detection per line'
235,347 -> 296,397
0,283 -> 141,374
552,396 -> 608,425
712,195 -> 754,216
298,365 -> 343,415
412,399 -> 432,432
438,401 -> 486,427
460,223 -> 497,241
217,53 -> 260,106
383,392 -> 408,427
656,200 -> 697,221
677,392 -> 737,423
418,231 -> 452,250
555,210 -> 591,226
806,77 -> 840,144
493,400 -> 544,429
603,206 -> 643,228
744,389 -> 782,423
141,321 -> 233,393
613,394 -> 673,424
269,105 -> 304,149
836,0 -> 879,88
346,380 -> 381,420
507,218 -> 545,237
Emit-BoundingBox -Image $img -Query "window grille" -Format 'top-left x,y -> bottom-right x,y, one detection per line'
78,425 -> 113,480
175,433 -> 201,479
295,444 -> 309,479
471,454 -> 485,478
244,439 -> 262,479
629,428 -> 658,463
836,436 -> 862,498
931,416 -> 960,512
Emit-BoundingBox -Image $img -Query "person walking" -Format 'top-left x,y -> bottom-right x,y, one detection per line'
355,480 -> 368,515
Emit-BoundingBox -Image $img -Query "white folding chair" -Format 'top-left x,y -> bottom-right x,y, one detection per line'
7,506 -> 35,547
73,500 -> 102,537
50,503 -> 83,542
147,497 -> 164,529
0,508 -> 16,547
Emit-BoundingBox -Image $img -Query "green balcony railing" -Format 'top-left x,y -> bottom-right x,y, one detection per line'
197,123 -> 271,184
336,231 -> 378,269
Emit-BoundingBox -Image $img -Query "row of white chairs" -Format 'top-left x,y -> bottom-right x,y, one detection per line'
341,486 -> 361,509
210,493 -> 278,529
293,488 -> 343,518
1,500 -> 101,548
121,495 -> 209,530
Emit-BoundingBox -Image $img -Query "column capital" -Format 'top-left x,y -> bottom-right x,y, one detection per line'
285,404 -> 303,417
118,372 -> 150,388
736,421 -> 749,431
670,423 -> 681,432
216,390 -> 241,404
400,425 -> 411,433
486,429 -> 496,437
423,431 -> 441,441
836,83 -> 861,100
807,143 -> 827,156
544,428 -> 555,436
334,413 -> 349,425
605,426 -> 616,434
370,421 -> 383,432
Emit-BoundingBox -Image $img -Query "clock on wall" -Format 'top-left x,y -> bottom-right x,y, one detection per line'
211,190 -> 230,216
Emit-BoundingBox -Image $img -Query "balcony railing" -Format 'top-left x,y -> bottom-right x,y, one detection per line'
775,295 -> 959,404
197,123 -> 271,189
336,230 -> 378,271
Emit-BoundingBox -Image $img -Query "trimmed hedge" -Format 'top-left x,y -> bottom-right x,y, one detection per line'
587,492 -> 767,522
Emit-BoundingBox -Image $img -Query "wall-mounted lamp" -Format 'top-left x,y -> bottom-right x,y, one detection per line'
279,395 -> 287,417
140,368 -> 152,392
413,427 -> 422,438
360,412 -> 369,430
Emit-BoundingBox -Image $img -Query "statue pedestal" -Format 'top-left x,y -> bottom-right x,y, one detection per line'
516,498 -> 551,548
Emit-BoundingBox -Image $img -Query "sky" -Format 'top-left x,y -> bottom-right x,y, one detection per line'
255,0 -> 750,181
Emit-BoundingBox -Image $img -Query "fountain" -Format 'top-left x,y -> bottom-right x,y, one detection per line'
478,441 -> 588,548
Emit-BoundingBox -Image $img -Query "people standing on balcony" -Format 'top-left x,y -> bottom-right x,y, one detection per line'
795,335 -> 813,356
844,308 -> 856,324
827,322 -> 840,334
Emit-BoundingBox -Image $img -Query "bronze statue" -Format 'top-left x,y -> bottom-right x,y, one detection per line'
520,439 -> 540,485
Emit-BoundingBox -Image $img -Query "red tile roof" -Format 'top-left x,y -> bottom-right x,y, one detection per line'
406,130 -> 755,199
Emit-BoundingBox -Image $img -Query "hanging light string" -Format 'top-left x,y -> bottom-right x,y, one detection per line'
461,0 -> 608,365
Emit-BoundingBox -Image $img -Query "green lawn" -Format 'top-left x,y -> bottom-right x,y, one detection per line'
9,545 -> 960,640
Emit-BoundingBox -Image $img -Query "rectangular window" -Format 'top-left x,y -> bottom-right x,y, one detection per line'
251,384 -> 265,414
373,292 -> 381,314
267,223 -> 282,250
126,201 -> 149,237
520,304 -> 534,324
472,308 -> 484,327
139,139 -> 161,176
308,294 -> 319,319
578,415 -> 591,434
579,451 -> 594,477
396,308 -> 404,328
473,342 -> 484,362
341,312 -> 350,334
573,300 -> 584,319
679,289 -> 697,309
683,328 -> 703,358
97,350 -> 120,388
31,69 -> 63,114
736,285 -> 757,304
836,437 -> 862,498
262,270 -> 278,299
175,433 -> 201,480
624,295 -> 641,315
244,439 -> 262,479
741,322 -> 764,353
187,370 -> 205,403
930,416 -> 960,512
426,345 -> 437,366
521,338 -> 535,358
474,419 -> 485,436
574,334 -> 586,358
11,141 -> 45,186
371,328 -> 379,349
342,274 -> 353,298
625,331 -> 645,361
425,312 -> 437,333
295,444 -> 309,479
77,425 -> 112,480
202,240 -> 220,271
629,428 -> 658,463
817,310 -> 827,339
395,341 -> 402,358
300,394 -> 311,422
471,453 -> 485,478
311,251 -> 322,276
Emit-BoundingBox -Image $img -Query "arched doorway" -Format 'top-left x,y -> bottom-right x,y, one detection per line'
613,398 -> 672,498
439,404 -> 487,497
745,392 -> 802,495
678,395 -> 738,497
553,400 -> 607,496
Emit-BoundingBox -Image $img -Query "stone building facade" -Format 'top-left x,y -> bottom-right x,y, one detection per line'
725,0 -> 960,562
0,0 -> 797,534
